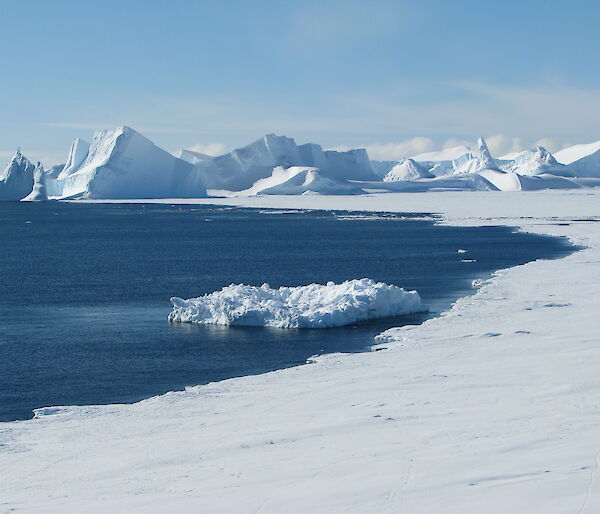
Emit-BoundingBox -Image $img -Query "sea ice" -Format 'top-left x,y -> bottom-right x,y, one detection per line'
169,278 -> 424,328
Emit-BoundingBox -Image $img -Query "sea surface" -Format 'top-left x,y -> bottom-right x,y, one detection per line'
0,203 -> 575,421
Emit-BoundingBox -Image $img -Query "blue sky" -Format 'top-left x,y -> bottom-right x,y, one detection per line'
2,0 -> 600,163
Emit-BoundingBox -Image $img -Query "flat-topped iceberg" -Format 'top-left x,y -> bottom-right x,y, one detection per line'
169,278 -> 423,328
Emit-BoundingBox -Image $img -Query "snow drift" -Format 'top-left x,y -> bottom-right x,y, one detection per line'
169,279 -> 423,328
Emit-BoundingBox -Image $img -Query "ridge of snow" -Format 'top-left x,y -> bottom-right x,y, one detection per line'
554,140 -> 600,164
169,278 -> 424,328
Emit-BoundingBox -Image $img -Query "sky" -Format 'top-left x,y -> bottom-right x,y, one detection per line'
2,0 -> 600,164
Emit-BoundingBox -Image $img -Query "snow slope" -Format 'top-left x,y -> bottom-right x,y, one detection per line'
2,191 -> 599,514
53,126 -> 207,199
169,279 -> 423,328
554,140 -> 600,164
0,150 -> 35,201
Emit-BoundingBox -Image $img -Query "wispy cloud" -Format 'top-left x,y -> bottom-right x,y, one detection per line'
39,122 -> 208,135
184,143 -> 228,156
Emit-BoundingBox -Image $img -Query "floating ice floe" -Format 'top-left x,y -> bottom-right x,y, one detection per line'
169,278 -> 424,328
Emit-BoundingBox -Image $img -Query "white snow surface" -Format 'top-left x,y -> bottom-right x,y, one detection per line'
169,279 -> 423,328
3,190 -> 600,514
554,140 -> 600,164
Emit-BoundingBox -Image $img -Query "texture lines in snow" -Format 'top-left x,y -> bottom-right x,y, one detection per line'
169,278 -> 423,328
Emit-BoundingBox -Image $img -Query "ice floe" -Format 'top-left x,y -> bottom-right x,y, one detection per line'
169,278 -> 424,328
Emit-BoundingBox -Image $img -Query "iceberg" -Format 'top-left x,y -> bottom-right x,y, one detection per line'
383,159 -> 433,181
22,162 -> 49,201
500,146 -> 563,176
50,126 -> 207,199
169,278 -> 424,329
240,166 -> 365,196
0,150 -> 35,201
57,138 -> 90,179
193,134 -> 377,191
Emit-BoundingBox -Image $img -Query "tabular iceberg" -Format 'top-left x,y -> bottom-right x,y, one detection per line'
169,278 -> 424,328
191,133 -> 378,191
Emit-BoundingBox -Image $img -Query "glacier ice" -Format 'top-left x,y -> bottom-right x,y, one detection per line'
169,278 -> 424,329
22,162 -> 49,201
57,138 -> 90,179
0,150 -> 35,201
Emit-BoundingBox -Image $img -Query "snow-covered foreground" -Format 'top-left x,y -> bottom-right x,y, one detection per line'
2,190 -> 600,514
169,279 -> 423,328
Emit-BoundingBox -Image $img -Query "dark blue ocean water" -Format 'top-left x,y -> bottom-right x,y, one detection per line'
0,203 -> 574,421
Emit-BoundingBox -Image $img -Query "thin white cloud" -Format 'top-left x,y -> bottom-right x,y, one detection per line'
330,137 -> 435,161
185,143 -> 228,156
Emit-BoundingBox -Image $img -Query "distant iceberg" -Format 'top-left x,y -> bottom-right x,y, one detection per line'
0,150 -> 35,201
169,278 -> 424,329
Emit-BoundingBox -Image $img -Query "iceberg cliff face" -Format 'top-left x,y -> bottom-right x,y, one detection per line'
58,138 -> 90,179
169,278 -> 424,328
54,126 -> 207,199
22,163 -> 49,201
0,151 -> 35,201
194,134 -> 377,191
